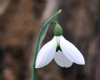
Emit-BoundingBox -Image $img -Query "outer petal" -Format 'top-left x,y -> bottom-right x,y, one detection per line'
54,51 -> 73,67
60,36 -> 85,65
35,37 -> 57,68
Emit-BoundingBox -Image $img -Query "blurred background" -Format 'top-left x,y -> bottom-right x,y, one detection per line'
0,0 -> 100,80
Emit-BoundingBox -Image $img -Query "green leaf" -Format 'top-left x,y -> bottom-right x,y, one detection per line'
32,9 -> 62,80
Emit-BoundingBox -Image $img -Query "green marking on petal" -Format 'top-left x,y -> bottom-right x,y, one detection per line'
56,43 -> 62,52
54,23 -> 63,36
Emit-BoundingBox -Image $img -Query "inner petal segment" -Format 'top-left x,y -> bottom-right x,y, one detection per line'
54,51 -> 73,68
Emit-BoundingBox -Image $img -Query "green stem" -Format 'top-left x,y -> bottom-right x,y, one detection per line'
32,64 -> 37,80
32,52 -> 38,80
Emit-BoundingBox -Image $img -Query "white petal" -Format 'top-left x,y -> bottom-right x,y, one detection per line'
60,36 -> 85,65
54,51 -> 73,67
35,37 -> 57,68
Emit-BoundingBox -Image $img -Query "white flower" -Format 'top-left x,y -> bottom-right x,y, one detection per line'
35,36 -> 85,68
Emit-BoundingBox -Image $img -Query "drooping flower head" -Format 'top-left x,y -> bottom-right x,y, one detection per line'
35,23 -> 85,68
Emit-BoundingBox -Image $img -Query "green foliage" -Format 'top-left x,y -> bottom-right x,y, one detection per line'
32,10 -> 62,80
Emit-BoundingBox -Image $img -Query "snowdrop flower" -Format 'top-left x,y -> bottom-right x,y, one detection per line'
35,24 -> 85,68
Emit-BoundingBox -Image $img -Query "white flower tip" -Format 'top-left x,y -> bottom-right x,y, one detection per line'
35,61 -> 43,68
81,59 -> 85,65
35,63 -> 39,68
73,53 -> 85,65
78,58 -> 85,65
35,65 -> 38,68
35,63 -> 42,68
